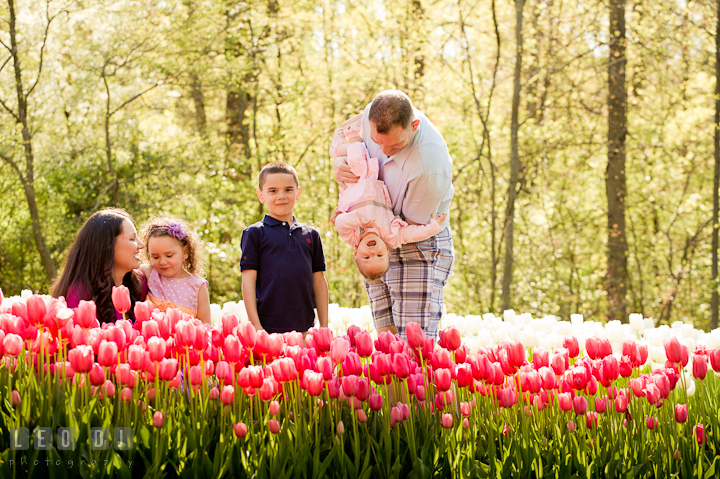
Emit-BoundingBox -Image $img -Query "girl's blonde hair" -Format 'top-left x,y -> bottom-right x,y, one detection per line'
139,216 -> 204,276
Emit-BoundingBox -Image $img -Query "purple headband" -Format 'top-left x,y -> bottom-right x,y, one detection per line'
151,221 -> 187,241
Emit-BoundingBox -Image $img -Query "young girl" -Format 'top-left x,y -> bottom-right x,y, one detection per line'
329,119 -> 446,281
138,217 -> 211,323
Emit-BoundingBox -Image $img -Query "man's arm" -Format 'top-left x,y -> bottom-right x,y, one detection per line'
241,270 -> 263,330
313,272 -> 329,328
402,173 -> 452,226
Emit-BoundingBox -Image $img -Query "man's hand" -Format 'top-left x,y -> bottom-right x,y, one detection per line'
335,161 -> 360,185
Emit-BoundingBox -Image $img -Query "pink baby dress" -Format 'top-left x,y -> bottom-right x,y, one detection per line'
334,142 -> 442,249
146,268 -> 208,317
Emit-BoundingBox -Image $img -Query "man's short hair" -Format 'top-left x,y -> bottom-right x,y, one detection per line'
368,90 -> 414,134
258,161 -> 299,190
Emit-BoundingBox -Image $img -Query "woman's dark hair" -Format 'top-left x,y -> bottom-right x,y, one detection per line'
51,208 -> 143,323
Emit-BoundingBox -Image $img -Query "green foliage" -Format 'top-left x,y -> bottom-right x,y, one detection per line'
0,0 -> 718,327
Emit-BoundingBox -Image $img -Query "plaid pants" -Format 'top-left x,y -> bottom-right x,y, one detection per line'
364,227 -> 454,340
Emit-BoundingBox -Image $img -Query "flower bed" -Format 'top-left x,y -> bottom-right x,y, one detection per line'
0,289 -> 718,478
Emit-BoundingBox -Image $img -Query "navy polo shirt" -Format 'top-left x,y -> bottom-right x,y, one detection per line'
240,215 -> 326,333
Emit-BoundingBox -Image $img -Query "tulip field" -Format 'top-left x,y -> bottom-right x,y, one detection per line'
0,289 -> 719,478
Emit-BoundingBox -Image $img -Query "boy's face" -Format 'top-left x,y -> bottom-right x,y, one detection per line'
256,173 -> 300,222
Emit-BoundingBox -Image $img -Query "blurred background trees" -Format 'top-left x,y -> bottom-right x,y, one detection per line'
0,0 -> 718,329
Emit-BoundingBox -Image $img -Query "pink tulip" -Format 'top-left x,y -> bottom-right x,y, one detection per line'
304,370 -> 324,397
710,349 -> 720,372
692,354 -> 708,380
441,414 -> 453,429
86,363 -> 104,386
269,400 -> 280,416
602,356 -> 619,382
356,377 -> 370,402
268,419 -> 280,434
120,387 -> 132,402
158,358 -> 178,381
209,387 -> 219,400
392,354 -> 411,379
499,386 -> 518,408
153,411 -> 164,428
342,352 -> 363,376
336,421 -> 345,434
675,404 -> 688,423
26,295 -> 47,326
223,335 -> 242,363
3,333 -> 23,357
312,328 -> 333,352
115,364 -> 134,387
259,378 -> 276,401
619,357 -> 633,378
533,348 -> 549,369
550,353 -> 567,376
238,321 -> 257,349
102,380 -> 118,398
664,337 -> 683,364
566,420 -> 576,433
128,345 -> 145,370
455,363 -> 473,388
586,411 -> 599,429
147,337 -> 166,362
330,337 -> 350,365
355,331 -> 374,358
434,368 -> 452,392
11,390 -> 21,407
188,365 -> 203,386
416,385 -> 426,401
175,320 -> 196,348
68,345 -> 94,373
572,396 -> 587,415
316,356 -> 333,380
133,301 -> 153,324
234,422 -> 247,438
96,340 -> 118,367
595,397 -> 607,414
357,409 -> 368,423
221,385 -> 235,405
368,394 -> 383,412
614,394 -> 629,413
406,322 -> 426,350
112,286 -> 131,314
342,375 -> 359,397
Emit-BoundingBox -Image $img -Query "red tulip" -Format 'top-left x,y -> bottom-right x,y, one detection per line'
664,337 -> 683,364
316,356 -> 333,380
330,337 -> 350,365
540,367 -> 558,390
159,358 -> 178,381
675,404 -> 688,423
269,400 -> 280,416
563,336 -> 580,358
441,413 -> 453,429
392,354 -> 411,379
88,362 -> 104,385
128,345 -> 145,370
644,383 -> 660,405
619,356 -> 633,378
443,327 -> 462,351
342,375 -> 359,397
209,387 -> 219,400
586,337 -> 600,359
175,320 -> 196,348
267,334 -> 284,359
268,419 -> 280,434
622,340 -> 639,364
692,354 -> 708,380
115,364 -> 134,387
455,363 -> 473,388
356,377 -> 370,401
153,411 -> 164,428
694,424 -> 708,444
654,374 -> 670,398
355,331 -> 374,358
460,402 -> 471,417
595,396 -> 607,414
26,295 -> 47,326
406,322 -> 426,350
602,356 -> 619,382
586,411 -> 599,429
367,393 -> 385,413
573,396 -> 587,415
236,321 -> 256,349
312,328 -> 333,352
142,320 -> 161,340
259,378 -> 276,401
646,417 -> 659,430
112,286 -> 131,314
234,422 -> 248,438
434,368 -> 452,392
416,385 -> 426,401
101,380 -> 115,398
342,352 -> 363,376
189,365 -> 203,386
614,394 -> 629,413
221,385 -> 235,405
221,313 -> 239,338
570,366 -> 589,390
550,353 -> 567,376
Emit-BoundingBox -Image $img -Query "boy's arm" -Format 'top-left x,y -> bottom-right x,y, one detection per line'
313,271 -> 329,328
241,270 -> 263,330
196,283 -> 212,324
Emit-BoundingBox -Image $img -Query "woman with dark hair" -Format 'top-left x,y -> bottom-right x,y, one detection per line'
52,208 -> 147,323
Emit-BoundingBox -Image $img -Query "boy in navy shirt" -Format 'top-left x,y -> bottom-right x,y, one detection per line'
241,162 -> 329,333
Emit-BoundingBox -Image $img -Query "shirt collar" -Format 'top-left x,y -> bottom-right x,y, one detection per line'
262,214 -> 298,227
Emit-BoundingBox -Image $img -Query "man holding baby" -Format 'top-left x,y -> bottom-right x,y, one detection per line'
333,90 -> 454,340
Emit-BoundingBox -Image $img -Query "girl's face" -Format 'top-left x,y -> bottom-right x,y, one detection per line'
148,235 -> 188,279
114,219 -> 144,284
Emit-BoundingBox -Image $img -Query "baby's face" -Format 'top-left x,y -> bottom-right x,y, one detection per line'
353,233 -> 390,276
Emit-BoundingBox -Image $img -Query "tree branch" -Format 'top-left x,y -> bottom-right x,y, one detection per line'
109,83 -> 160,118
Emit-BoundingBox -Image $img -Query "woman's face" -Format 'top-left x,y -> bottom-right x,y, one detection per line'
113,219 -> 144,283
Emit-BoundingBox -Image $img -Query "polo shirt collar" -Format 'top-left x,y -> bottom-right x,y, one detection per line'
262,214 -> 298,227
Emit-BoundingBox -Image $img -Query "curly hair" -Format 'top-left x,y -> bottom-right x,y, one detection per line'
139,216 -> 205,276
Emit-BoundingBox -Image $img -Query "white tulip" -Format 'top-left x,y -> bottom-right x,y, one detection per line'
503,309 -> 516,322
210,304 -> 222,325
629,313 -> 644,332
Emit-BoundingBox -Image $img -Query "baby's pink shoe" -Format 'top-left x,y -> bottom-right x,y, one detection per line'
329,128 -> 345,158
341,113 -> 363,141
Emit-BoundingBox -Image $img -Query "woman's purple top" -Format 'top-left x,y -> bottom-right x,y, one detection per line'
66,269 -> 148,321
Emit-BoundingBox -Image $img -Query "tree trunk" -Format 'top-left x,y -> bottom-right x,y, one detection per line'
606,0 -> 628,322
501,0 -> 525,312
225,9 -> 253,177
712,0 -> 720,330
6,0 -> 56,280
190,73 -> 208,138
